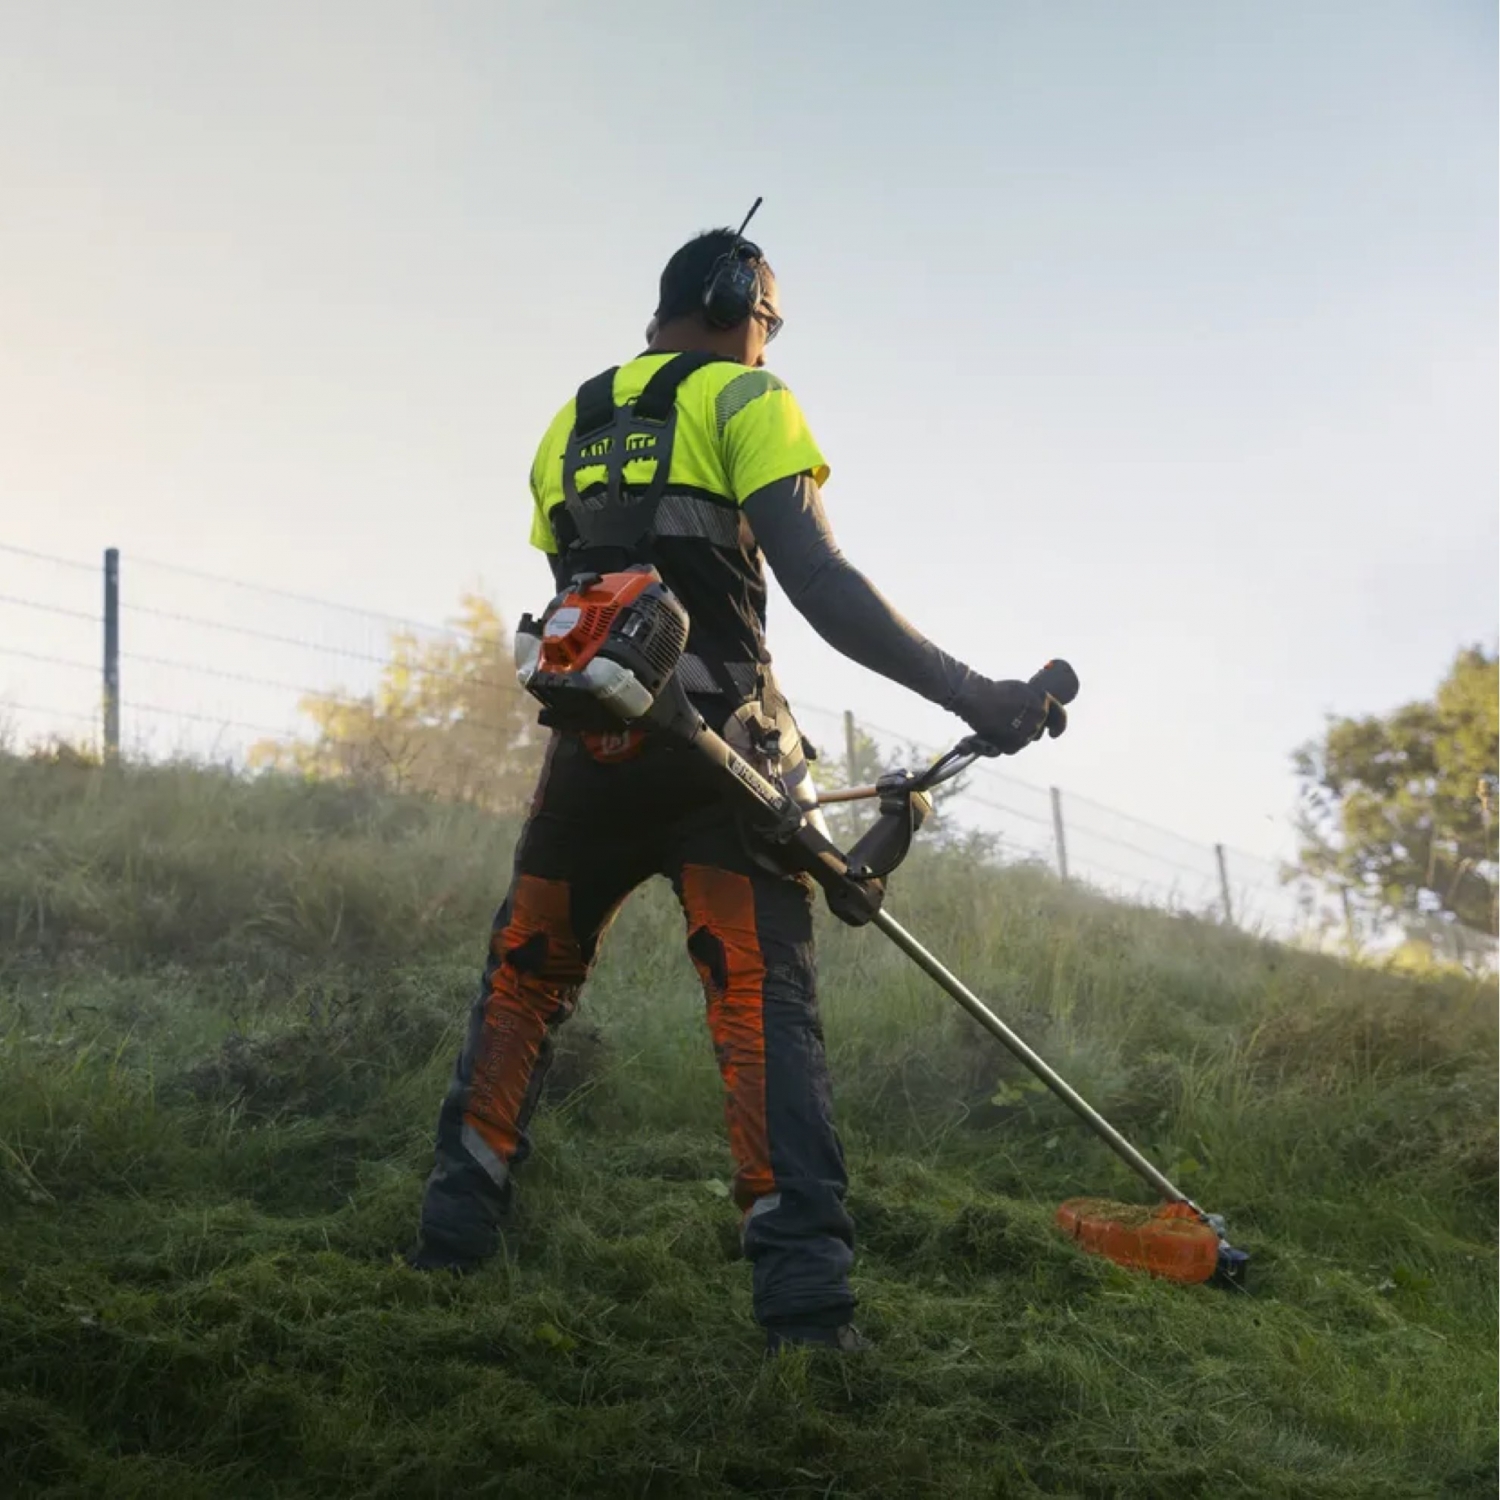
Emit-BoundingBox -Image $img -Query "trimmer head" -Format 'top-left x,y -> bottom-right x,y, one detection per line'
1056,1198 -> 1249,1289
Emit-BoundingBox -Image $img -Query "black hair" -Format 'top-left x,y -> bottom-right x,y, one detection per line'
654,228 -> 770,324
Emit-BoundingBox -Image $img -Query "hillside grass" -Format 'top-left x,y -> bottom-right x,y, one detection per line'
0,753 -> 1495,1498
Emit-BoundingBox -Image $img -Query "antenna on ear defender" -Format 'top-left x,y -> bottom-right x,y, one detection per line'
702,197 -> 767,330
734,197 -> 764,239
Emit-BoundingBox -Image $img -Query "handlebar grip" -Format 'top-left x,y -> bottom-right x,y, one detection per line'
1030,658 -> 1079,705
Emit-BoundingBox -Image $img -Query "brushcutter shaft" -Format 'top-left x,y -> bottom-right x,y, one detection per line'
871,908 -> 1197,1211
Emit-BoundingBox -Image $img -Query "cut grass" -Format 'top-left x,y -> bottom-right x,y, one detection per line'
0,754 -> 1495,1497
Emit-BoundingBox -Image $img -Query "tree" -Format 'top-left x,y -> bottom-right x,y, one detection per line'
1293,646 -> 1498,939
251,595 -> 545,813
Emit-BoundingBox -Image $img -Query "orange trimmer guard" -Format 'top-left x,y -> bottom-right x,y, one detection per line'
1055,1198 -> 1220,1284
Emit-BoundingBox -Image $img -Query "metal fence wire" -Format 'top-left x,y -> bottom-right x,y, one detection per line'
3,540 -> 1331,943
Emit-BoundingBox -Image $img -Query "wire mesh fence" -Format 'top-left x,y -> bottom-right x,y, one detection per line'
1,540 -> 1334,946
1,543 -> 535,763
792,700 -> 1309,937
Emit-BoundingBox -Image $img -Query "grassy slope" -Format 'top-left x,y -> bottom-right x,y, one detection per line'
0,754 -> 1494,1499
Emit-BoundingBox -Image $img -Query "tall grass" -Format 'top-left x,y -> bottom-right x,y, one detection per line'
1,754 -> 1494,1498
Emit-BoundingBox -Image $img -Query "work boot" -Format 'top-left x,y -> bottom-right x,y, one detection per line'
406,1238 -> 488,1276
764,1322 -> 871,1356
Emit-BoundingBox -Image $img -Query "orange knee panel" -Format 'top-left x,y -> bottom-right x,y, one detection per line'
681,865 -> 774,1208
465,875 -> 586,1164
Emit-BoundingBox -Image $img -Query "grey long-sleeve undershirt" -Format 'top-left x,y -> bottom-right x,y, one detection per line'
743,473 -> 978,715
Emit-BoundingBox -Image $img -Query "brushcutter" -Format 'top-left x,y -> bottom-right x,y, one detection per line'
515,565 -> 1250,1288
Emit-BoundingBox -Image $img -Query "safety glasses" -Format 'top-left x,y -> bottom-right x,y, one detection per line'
753,304 -> 783,343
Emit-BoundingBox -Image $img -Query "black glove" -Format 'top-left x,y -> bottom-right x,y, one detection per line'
956,674 -> 1068,755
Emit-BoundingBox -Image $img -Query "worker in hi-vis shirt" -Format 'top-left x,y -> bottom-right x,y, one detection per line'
411,218 -> 1066,1355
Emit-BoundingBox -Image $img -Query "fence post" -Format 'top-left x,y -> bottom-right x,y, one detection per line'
1050,786 -> 1069,882
103,547 -> 120,762
1214,842 -> 1233,925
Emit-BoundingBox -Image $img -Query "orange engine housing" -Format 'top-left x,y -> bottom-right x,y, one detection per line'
538,569 -> 658,676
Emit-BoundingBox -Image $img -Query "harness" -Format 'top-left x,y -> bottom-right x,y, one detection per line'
552,352 -> 766,708
558,352 -> 727,550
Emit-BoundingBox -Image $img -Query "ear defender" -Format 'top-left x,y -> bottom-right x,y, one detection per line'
702,197 -> 765,330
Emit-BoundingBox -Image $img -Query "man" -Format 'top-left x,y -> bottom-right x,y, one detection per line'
412,222 -> 1068,1353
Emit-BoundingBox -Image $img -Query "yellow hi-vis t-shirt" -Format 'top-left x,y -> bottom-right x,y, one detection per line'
528,356 -> 828,551
526,355 -> 830,669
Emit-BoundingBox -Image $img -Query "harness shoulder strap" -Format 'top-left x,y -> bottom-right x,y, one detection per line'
573,366 -> 620,437
634,350 -> 730,421
559,352 -> 734,554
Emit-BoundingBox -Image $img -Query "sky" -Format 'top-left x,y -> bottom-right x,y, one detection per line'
1,0 -> 1495,875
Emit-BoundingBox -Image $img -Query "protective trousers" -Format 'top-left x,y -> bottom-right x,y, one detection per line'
417,730 -> 855,1331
